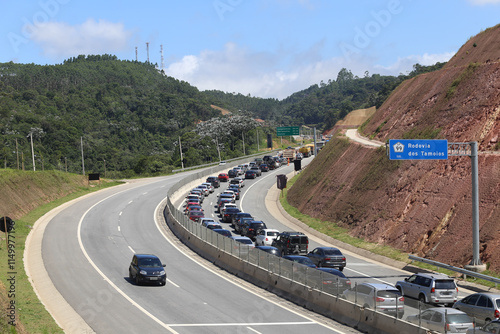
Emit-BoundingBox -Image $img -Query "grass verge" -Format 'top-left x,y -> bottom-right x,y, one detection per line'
280,172 -> 500,290
0,179 -> 122,334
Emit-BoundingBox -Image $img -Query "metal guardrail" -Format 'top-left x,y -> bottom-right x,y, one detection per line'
409,255 -> 500,288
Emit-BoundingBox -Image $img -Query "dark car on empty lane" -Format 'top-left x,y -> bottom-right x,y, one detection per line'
129,254 -> 166,286
306,247 -> 346,271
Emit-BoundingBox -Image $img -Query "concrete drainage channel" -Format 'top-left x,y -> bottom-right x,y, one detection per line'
163,159 -> 425,334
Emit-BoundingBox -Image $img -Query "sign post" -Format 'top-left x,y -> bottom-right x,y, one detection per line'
387,139 -> 483,269
389,139 -> 448,160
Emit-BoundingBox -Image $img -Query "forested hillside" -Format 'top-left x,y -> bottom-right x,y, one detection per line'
0,55 -> 445,177
0,55 -> 225,175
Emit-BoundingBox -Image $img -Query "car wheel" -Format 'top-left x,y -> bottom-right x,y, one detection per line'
135,275 -> 140,286
485,318 -> 492,323
419,294 -> 426,304
129,270 -> 133,281
339,267 -> 344,272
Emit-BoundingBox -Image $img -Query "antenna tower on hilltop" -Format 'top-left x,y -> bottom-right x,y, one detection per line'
135,47 -> 138,61
160,44 -> 165,71
146,42 -> 150,63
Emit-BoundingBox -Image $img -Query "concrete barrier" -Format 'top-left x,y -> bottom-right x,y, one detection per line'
163,160 -> 426,334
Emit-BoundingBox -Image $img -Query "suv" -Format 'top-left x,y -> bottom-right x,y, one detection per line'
232,212 -> 252,228
272,231 -> 309,256
344,283 -> 404,318
395,273 -> 458,306
240,220 -> 267,240
206,176 -> 220,188
128,254 -> 166,286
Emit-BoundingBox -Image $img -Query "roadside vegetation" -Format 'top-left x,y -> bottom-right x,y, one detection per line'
0,169 -> 122,333
280,171 -> 500,291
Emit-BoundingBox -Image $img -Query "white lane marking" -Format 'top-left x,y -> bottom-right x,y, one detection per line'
128,246 -> 135,253
343,266 -> 392,285
119,211 -> 123,216
118,226 -> 121,232
77,194 -> 179,333
167,321 -> 316,327
153,201 -> 347,333
128,200 -> 133,204
240,169 -> 283,213
167,279 -> 179,288
247,326 -> 261,333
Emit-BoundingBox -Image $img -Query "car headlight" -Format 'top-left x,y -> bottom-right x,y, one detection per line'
159,271 -> 166,276
139,270 -> 147,275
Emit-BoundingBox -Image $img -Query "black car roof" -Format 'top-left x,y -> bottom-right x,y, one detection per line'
135,254 -> 160,259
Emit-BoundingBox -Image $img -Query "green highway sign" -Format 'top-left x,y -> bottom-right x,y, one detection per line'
277,126 -> 300,136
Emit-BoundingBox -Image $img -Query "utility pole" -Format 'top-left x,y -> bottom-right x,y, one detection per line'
29,131 -> 35,171
313,127 -> 317,155
257,128 -> 259,151
15,138 -> 19,170
179,136 -> 184,169
216,137 -> 221,162
81,136 -> 85,175
242,133 -> 245,155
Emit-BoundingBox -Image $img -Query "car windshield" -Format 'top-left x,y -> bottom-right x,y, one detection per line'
435,280 -> 456,289
138,258 -> 162,267
267,231 -> 279,236
324,249 -> 342,255
377,289 -> 401,298
236,238 -> 253,245
447,314 -> 472,324
295,258 -> 313,265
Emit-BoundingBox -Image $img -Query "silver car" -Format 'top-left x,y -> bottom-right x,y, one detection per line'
395,272 -> 458,306
343,283 -> 404,318
453,293 -> 500,325
466,319 -> 500,334
406,308 -> 474,333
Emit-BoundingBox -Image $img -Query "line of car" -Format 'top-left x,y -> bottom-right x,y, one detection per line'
132,157 -> 500,334
207,161 -> 500,333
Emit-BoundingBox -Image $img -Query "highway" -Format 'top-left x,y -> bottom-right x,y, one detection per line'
31,167 -> 360,333
29,152 -> 478,333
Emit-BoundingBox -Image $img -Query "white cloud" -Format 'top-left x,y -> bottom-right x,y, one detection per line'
28,19 -> 133,59
373,52 -> 455,75
167,42 -> 347,99
467,0 -> 500,4
166,43 -> 456,100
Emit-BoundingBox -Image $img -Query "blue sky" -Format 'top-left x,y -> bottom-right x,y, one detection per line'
2,0 -> 500,99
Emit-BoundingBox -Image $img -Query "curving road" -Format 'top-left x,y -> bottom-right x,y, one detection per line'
29,148 -> 478,333
30,168 -> 360,333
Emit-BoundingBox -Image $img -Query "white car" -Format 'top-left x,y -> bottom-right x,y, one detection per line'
199,218 -> 216,225
201,182 -> 214,193
255,229 -> 280,246
195,185 -> 210,196
221,190 -> 237,201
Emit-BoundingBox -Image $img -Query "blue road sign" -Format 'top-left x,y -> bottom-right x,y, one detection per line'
389,139 -> 448,160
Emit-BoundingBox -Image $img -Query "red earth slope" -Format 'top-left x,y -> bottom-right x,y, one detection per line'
288,24 -> 500,270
